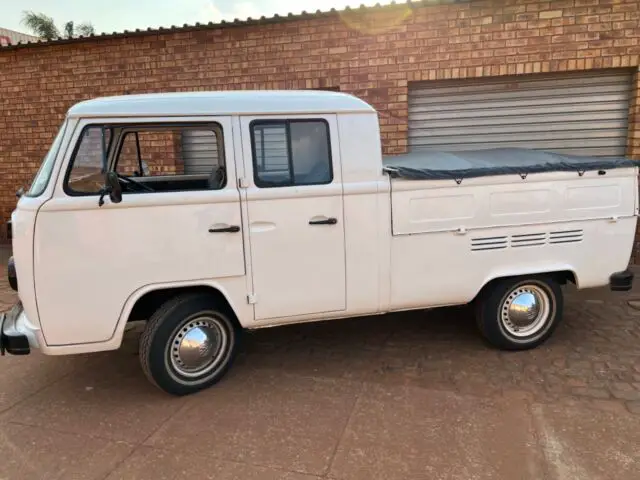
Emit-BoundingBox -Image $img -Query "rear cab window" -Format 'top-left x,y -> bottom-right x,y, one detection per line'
250,119 -> 333,188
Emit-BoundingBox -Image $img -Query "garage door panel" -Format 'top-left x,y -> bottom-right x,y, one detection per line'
409,72 -> 631,97
410,123 -> 627,140
414,111 -> 628,129
182,129 -> 221,174
410,81 -> 630,106
410,93 -> 629,114
408,70 -> 633,157
410,137 -> 627,152
409,102 -> 626,122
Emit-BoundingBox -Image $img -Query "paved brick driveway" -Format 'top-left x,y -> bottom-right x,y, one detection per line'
0,253 -> 639,479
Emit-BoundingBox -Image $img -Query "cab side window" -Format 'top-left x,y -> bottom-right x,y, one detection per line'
251,120 -> 332,188
64,123 -> 226,195
65,126 -> 111,194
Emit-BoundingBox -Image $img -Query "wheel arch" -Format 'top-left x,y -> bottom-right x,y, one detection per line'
110,281 -> 244,348
472,267 -> 578,303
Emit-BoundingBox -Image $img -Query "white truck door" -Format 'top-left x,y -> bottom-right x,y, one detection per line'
34,117 -> 246,346
240,115 -> 346,320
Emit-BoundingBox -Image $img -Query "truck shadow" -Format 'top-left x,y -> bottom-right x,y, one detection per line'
76,305 -> 483,392
55,287 -> 640,403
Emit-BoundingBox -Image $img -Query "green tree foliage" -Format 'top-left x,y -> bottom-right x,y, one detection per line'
21,11 -> 95,40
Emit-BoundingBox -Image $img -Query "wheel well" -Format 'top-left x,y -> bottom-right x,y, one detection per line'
127,285 -> 240,327
473,270 -> 577,303
553,270 -> 577,286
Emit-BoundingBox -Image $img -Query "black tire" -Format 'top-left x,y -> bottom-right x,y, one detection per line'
139,293 -> 239,396
475,275 -> 563,351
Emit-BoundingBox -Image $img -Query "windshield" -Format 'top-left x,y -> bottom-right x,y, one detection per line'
25,121 -> 68,197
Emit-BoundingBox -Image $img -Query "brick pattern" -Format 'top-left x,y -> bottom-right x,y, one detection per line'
628,70 -> 640,160
0,0 -> 639,251
118,131 -> 184,176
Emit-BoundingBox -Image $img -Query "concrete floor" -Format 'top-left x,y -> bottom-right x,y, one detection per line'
0,252 -> 639,479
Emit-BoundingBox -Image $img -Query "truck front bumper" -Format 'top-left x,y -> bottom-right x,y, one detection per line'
609,269 -> 634,292
0,302 -> 32,355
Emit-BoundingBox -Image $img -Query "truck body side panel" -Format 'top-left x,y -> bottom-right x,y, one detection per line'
388,168 -> 638,310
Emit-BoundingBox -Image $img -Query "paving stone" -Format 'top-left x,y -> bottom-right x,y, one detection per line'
570,387 -> 611,400
0,423 -> 134,480
626,401 -> 640,414
611,390 -> 640,401
145,370 -> 362,476
106,446 -> 320,480
330,384 -> 545,480
532,404 -> 640,480
0,350 -> 189,443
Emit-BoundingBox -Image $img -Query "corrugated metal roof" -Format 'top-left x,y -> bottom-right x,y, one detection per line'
0,0 -> 467,51
0,27 -> 39,45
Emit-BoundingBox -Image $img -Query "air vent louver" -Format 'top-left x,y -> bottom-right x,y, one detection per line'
549,229 -> 584,244
471,236 -> 508,251
510,232 -> 546,248
470,229 -> 584,252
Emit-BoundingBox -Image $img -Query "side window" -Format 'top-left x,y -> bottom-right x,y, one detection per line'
66,126 -> 111,194
251,120 -> 332,188
65,124 -> 225,195
114,126 -> 225,192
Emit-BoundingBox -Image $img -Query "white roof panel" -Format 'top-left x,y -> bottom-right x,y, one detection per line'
67,90 -> 375,118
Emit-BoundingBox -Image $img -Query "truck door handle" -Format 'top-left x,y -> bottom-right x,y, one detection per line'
209,225 -> 240,233
309,217 -> 337,225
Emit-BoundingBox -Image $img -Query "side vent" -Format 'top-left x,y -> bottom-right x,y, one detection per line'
470,229 -> 585,252
510,232 -> 546,248
549,229 -> 584,244
471,236 -> 508,251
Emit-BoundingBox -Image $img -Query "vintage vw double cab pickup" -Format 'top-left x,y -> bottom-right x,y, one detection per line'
2,90 -> 638,395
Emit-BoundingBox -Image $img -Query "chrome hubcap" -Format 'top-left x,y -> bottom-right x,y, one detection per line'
500,285 -> 550,337
168,317 -> 227,378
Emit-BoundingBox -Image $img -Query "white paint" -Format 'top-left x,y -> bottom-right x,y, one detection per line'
239,114 -> 347,320
66,91 -> 375,119
6,90 -> 639,356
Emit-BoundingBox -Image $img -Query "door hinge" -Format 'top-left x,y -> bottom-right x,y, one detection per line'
238,177 -> 249,188
247,293 -> 257,304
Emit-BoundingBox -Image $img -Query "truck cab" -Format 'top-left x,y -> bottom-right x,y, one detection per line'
2,90 -> 637,396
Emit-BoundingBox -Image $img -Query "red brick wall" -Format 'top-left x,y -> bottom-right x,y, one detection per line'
0,0 -> 639,247
117,131 -> 184,175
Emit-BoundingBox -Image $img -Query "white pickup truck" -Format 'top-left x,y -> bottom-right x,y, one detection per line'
2,90 -> 638,395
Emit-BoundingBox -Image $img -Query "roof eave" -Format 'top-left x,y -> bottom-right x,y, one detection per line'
0,0 -> 469,51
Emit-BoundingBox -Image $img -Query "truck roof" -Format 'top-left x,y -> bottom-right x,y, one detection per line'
66,90 -> 376,118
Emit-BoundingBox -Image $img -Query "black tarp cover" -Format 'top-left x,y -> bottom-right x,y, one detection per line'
383,148 -> 640,181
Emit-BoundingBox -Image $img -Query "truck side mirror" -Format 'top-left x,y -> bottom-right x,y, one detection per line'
106,172 -> 122,204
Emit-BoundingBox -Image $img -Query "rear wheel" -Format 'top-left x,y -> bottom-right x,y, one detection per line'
475,275 -> 563,350
139,293 -> 239,396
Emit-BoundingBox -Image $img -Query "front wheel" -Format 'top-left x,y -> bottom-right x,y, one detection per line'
139,293 -> 239,396
475,275 -> 563,351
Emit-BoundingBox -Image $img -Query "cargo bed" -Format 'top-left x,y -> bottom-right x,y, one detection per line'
383,148 -> 640,182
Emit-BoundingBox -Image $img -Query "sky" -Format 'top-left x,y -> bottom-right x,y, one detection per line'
2,0 -> 392,35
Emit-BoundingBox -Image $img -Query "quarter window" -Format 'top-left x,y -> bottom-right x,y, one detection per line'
251,120 -> 332,188
66,126 -> 112,194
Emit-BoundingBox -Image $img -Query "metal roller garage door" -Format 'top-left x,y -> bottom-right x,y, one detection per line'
181,129 -> 221,174
408,70 -> 633,157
